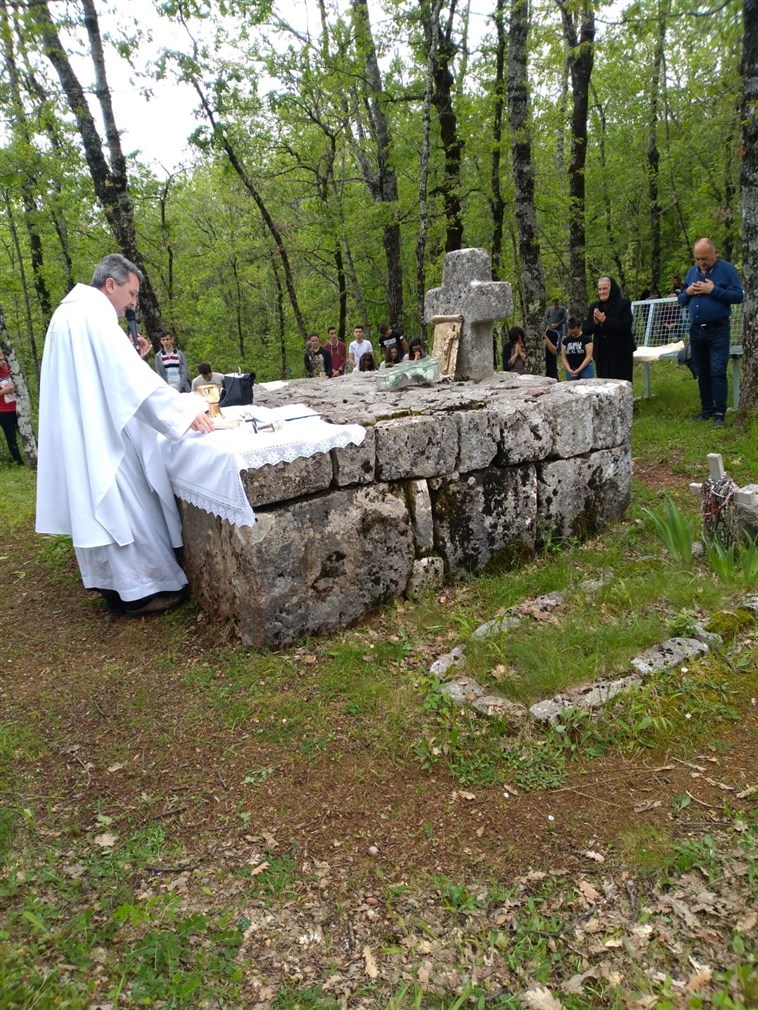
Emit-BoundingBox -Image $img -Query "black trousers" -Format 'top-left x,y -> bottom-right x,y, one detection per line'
0,410 -> 23,465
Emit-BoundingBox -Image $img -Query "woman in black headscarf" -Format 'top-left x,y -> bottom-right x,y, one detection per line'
584,276 -> 635,382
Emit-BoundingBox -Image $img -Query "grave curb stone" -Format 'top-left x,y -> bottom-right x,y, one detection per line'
629,637 -> 709,677
439,676 -> 486,705
430,645 -> 467,678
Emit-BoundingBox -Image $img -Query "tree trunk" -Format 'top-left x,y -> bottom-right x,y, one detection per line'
21,61 -> 76,292
721,114 -> 740,264
2,190 -> 41,377
271,258 -> 288,380
556,0 -> 595,313
417,0 -> 443,339
350,0 -> 404,328
0,313 -> 38,468
28,0 -> 164,339
422,0 -> 464,252
659,56 -> 692,262
507,0 -> 545,371
739,0 -> 758,417
490,0 -> 506,278
0,1 -> 52,324
592,90 -> 627,297
648,9 -> 666,297
158,176 -> 176,331
335,244 -> 348,342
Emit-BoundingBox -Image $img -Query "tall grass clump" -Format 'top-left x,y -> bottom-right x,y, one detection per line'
642,497 -> 695,567
704,534 -> 758,588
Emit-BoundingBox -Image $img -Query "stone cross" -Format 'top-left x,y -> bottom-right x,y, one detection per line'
424,248 -> 512,382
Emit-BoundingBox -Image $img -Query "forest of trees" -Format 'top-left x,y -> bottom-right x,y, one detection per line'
0,0 -> 755,415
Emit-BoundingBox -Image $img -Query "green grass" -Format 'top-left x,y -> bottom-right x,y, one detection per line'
459,525 -> 731,703
631,360 -> 758,488
0,463 -> 36,529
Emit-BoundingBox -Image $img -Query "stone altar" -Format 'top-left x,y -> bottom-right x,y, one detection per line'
179,372 -> 633,647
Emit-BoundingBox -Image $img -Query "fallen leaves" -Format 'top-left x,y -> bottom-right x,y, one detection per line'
583,849 -> 606,862
685,967 -> 713,992
363,945 -> 379,978
92,832 -> 117,848
521,986 -> 566,1009
578,879 -> 601,902
633,798 -> 662,813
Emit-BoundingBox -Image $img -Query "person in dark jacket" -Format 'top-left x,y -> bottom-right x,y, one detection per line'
304,332 -> 332,378
584,276 -> 635,382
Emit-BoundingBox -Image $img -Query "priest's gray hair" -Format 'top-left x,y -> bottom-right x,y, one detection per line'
91,254 -> 144,289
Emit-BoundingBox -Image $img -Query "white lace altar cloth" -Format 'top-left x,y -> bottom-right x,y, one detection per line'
160,403 -> 366,527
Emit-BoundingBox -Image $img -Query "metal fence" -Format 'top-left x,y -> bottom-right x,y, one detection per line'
631,297 -> 744,348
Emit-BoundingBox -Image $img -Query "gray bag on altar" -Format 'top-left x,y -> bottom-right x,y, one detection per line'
220,372 -> 255,407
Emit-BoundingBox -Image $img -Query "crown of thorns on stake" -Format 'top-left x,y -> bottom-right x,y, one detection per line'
701,472 -> 739,547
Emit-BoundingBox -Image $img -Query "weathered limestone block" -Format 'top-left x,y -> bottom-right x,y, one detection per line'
179,484 -> 414,647
455,409 -> 499,472
331,426 -> 376,486
407,479 -> 435,553
528,698 -> 564,723
630,637 -> 709,677
734,485 -> 758,539
589,381 -> 634,450
439,676 -> 485,704
183,368 -> 633,646
375,414 -> 458,481
406,556 -> 446,597
472,612 -> 522,640
529,674 -> 642,724
430,465 -> 537,576
241,452 -> 333,508
490,399 -> 554,465
541,385 -> 594,459
537,446 -> 632,541
429,645 -> 466,677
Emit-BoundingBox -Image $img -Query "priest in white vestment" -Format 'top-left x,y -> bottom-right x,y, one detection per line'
36,254 -> 213,617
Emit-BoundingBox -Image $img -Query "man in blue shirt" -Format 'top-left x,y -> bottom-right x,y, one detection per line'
678,237 -> 743,427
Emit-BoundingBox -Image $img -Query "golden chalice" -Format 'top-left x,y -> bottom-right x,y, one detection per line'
197,383 -> 222,418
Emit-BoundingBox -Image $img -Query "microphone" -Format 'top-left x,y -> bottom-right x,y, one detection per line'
125,308 -> 140,351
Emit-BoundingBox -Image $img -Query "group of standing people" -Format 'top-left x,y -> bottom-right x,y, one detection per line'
503,237 -> 742,423
304,325 -> 424,377
504,276 -> 635,383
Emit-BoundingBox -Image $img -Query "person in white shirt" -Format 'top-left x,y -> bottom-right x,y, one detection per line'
191,362 -> 225,393
348,325 -> 373,371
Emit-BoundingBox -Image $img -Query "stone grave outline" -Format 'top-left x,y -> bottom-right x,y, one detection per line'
429,579 -> 757,731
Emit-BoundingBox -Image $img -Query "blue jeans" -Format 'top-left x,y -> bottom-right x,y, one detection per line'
689,322 -> 730,417
565,362 -> 595,381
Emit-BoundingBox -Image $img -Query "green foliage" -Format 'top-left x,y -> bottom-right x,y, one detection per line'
0,829 -> 245,1009
705,535 -> 758,587
271,986 -> 342,1010
642,497 -> 695,567
0,465 -> 36,529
